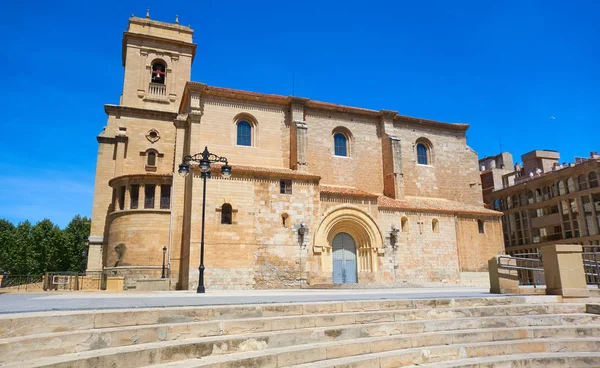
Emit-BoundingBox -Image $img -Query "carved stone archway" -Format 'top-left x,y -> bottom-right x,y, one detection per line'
313,205 -> 384,277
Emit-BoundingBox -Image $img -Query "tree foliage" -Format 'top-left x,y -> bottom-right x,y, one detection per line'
0,216 -> 90,275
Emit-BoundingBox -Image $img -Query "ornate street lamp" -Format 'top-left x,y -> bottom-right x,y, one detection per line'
178,146 -> 232,293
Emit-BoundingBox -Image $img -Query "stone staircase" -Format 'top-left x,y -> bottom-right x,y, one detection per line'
1,296 -> 600,367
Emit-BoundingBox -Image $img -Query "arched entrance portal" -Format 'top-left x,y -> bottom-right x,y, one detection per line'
312,205 -> 384,285
332,232 -> 357,284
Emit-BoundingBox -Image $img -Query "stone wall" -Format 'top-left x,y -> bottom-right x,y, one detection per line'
106,211 -> 171,268
455,216 -> 504,272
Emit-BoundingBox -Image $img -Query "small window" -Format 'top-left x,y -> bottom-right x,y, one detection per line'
401,216 -> 409,233
237,121 -> 252,146
130,185 -> 139,209
145,184 -> 155,209
417,143 -> 428,165
282,213 -> 289,228
160,185 -> 171,209
334,133 -> 347,157
147,152 -> 156,167
221,203 -> 232,224
280,179 -> 292,194
478,219 -> 485,234
151,62 -> 166,84
119,186 -> 125,211
432,218 -> 440,233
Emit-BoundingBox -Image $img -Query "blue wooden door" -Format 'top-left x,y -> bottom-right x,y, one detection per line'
332,233 -> 357,284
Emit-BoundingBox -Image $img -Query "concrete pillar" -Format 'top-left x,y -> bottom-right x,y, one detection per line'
170,113 -> 191,289
86,236 -> 104,272
589,193 -> 600,236
488,255 -> 520,294
541,244 -> 589,298
114,134 -> 127,177
124,185 -> 131,210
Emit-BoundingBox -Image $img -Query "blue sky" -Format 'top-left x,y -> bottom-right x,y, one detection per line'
1,1 -> 599,227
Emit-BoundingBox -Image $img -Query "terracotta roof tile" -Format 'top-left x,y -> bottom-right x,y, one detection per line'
208,164 -> 321,181
320,185 -> 379,198
378,196 -> 502,216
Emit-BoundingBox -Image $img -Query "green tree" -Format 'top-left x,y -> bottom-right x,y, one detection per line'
13,221 -> 34,274
0,219 -> 16,273
31,219 -> 66,273
63,215 -> 91,272
0,215 -> 91,275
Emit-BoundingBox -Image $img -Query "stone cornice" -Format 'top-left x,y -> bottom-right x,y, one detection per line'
104,105 -> 178,121
179,82 -> 470,132
206,164 -> 321,182
108,173 -> 173,187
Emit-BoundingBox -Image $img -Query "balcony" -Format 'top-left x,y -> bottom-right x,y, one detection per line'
148,83 -> 166,97
530,213 -> 561,229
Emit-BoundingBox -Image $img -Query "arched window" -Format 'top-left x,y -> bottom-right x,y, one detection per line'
567,178 -> 576,193
590,172 -> 599,188
281,213 -> 289,228
401,216 -> 409,232
147,152 -> 156,167
478,219 -> 485,234
558,180 -> 566,196
221,203 -> 232,225
334,133 -> 347,157
416,143 -> 429,165
151,62 -> 166,84
432,218 -> 440,233
527,190 -> 534,204
507,196 -> 513,209
493,199 -> 500,210
512,195 -> 519,207
237,121 -> 252,146
578,174 -> 588,191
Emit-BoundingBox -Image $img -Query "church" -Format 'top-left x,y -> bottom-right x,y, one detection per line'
87,14 -> 503,290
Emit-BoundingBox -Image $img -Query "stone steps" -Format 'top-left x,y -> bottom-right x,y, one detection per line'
0,303 -> 591,363
6,325 -> 600,368
405,352 -> 600,367
0,295 -> 560,338
1,296 -> 598,368
1,311 -> 597,363
141,338 -> 600,368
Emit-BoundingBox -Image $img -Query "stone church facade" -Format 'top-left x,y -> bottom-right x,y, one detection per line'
87,15 -> 503,290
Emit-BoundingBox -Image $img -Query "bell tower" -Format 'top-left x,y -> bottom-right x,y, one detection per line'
120,12 -> 196,112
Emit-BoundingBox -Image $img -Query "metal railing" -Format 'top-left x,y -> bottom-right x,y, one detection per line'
582,246 -> 600,287
0,274 -> 44,291
498,253 -> 545,287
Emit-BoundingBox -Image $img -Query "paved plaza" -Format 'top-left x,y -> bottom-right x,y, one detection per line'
0,287 -> 493,314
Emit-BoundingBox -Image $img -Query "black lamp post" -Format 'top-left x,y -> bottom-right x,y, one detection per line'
161,246 -> 167,279
178,146 -> 232,293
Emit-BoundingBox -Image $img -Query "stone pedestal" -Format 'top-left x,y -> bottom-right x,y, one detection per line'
106,277 -> 125,292
488,256 -> 519,294
541,244 -> 589,298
